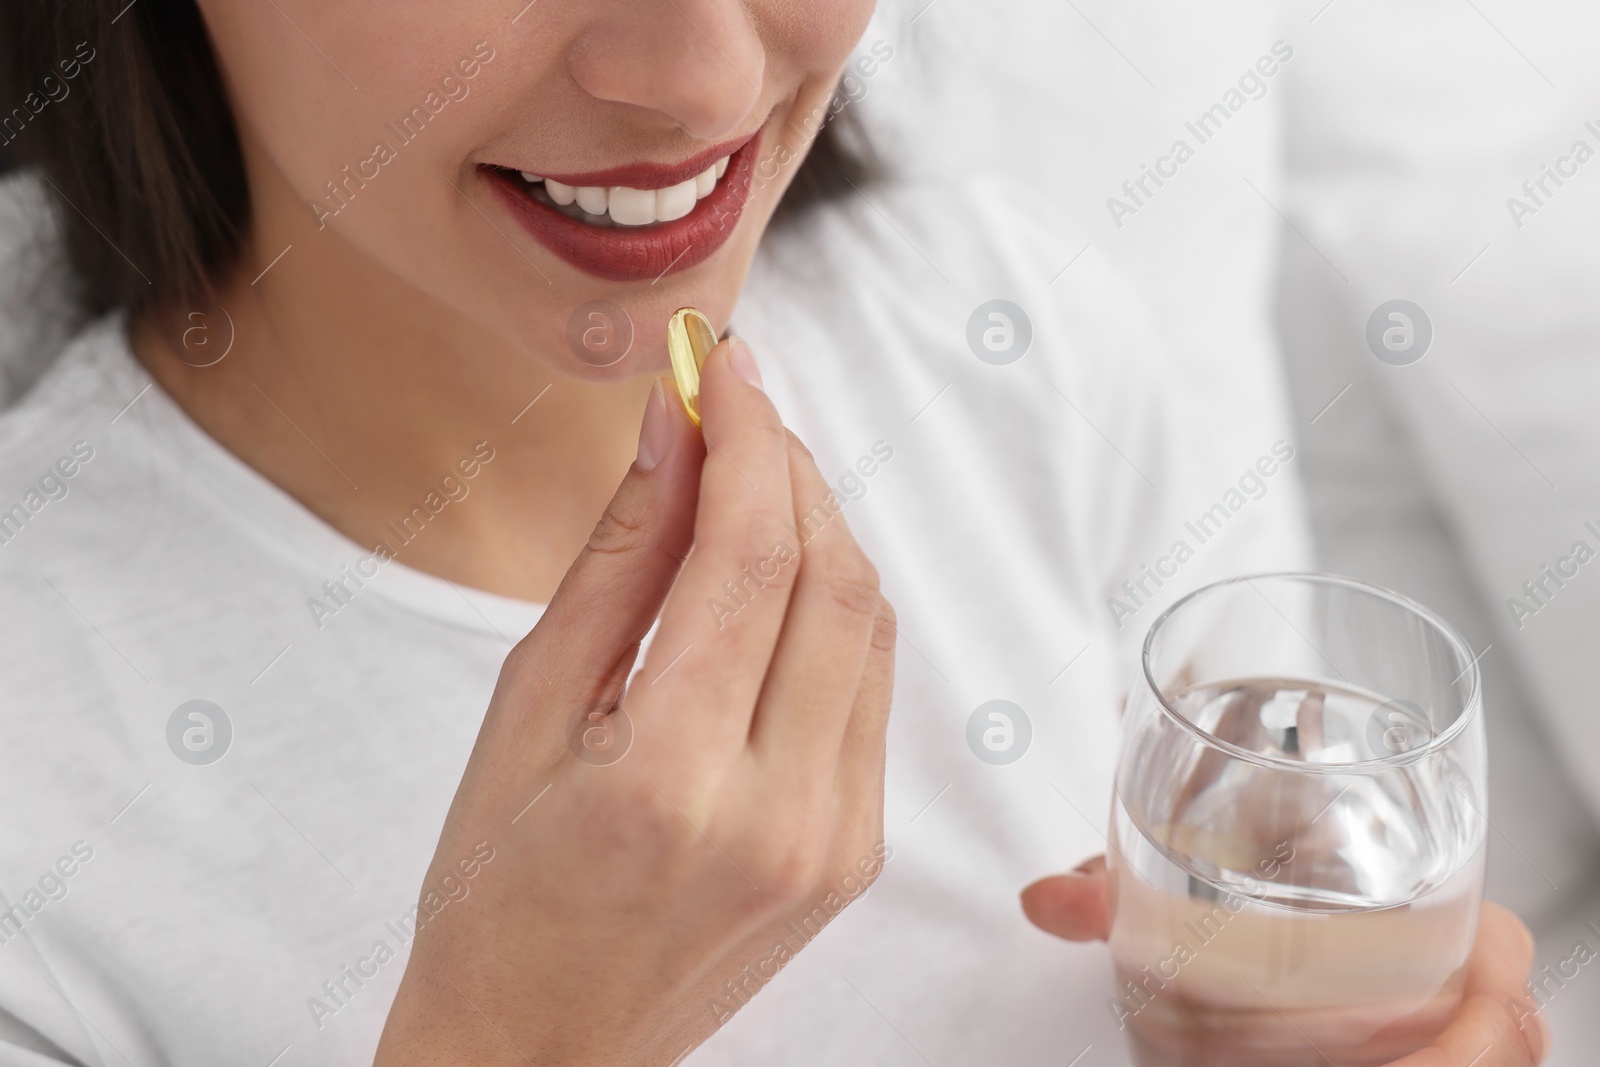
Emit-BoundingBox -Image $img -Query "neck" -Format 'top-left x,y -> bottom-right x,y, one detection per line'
132,206 -> 653,604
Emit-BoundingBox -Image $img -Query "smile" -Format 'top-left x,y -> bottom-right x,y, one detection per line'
482,131 -> 760,283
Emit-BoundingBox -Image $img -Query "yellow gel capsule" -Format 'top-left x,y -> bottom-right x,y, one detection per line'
666,307 -> 719,427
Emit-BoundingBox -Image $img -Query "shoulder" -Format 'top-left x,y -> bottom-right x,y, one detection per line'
0,170 -> 89,410
0,320 -> 190,852
0,316 -> 144,574
0,314 -> 135,458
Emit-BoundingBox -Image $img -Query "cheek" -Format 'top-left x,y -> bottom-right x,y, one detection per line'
193,0 -> 848,378
758,0 -> 875,74
195,0 -> 507,213
198,0 -> 563,335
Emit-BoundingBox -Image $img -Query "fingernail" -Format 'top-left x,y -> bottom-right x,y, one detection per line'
727,336 -> 763,391
636,381 -> 672,470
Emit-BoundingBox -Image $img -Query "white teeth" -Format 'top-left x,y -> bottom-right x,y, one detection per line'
607,186 -> 655,226
530,153 -> 732,226
694,165 -> 716,199
655,178 -> 697,222
544,179 -> 576,206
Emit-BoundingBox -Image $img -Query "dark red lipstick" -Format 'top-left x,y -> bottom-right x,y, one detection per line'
482,131 -> 760,283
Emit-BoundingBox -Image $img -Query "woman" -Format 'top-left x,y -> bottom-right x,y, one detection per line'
0,1 -> 1544,1064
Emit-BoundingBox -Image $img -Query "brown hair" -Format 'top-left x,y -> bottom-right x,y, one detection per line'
0,1 -> 867,316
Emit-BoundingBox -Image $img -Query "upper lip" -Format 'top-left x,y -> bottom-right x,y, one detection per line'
501,130 -> 758,191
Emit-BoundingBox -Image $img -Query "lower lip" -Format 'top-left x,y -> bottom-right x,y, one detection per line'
483,133 -> 760,283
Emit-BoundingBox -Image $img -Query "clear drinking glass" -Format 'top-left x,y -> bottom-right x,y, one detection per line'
1108,573 -> 1487,1067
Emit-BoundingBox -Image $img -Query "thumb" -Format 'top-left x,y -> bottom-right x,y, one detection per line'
1021,855 -> 1111,942
509,380 -> 704,701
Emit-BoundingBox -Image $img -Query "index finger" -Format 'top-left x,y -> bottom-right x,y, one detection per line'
631,337 -> 800,748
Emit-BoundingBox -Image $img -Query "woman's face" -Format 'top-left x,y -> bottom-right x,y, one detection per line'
194,0 -> 874,377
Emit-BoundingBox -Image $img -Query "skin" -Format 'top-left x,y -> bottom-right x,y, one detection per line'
137,0 -> 871,601
1024,860 -> 1549,1067
135,0 -> 890,1061
376,346 -> 897,1063
118,0 -> 1539,1061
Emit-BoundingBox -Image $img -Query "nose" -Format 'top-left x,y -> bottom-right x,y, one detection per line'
567,0 -> 765,142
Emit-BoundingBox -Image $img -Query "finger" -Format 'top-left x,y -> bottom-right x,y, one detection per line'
749,431 -> 878,782
1467,903 -> 1544,1061
1386,903 -> 1544,1067
833,578 -> 896,824
1020,856 -> 1110,942
1466,903 -> 1536,998
636,337 -> 798,742
1383,995 -> 1543,1067
508,380 -> 702,706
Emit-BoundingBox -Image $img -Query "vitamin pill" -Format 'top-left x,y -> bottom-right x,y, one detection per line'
666,306 -> 718,427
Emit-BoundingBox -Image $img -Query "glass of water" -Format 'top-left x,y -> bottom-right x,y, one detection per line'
1108,573 -> 1487,1067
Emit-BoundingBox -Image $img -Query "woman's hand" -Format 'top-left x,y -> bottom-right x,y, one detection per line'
1021,858 -> 1550,1066
376,338 -> 896,1066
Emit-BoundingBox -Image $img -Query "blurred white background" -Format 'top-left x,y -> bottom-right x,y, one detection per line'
3,0 -> 1597,1056
842,0 -> 1600,1057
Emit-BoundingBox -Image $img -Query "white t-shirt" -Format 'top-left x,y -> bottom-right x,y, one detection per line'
0,178 -> 1309,1066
